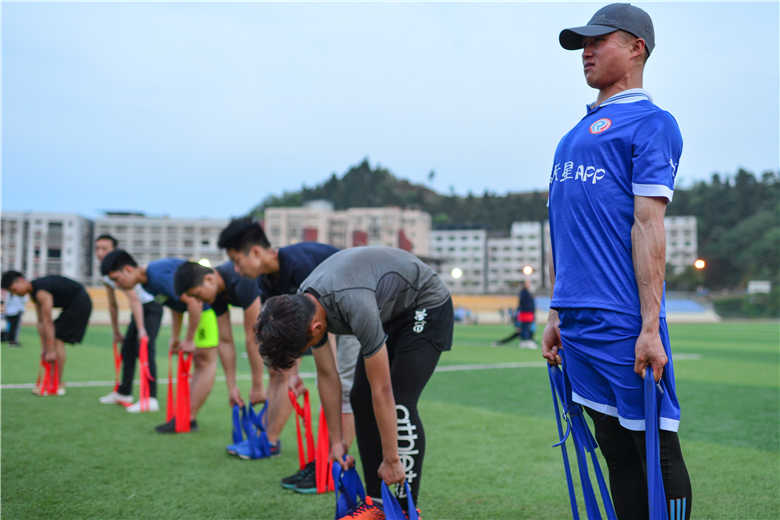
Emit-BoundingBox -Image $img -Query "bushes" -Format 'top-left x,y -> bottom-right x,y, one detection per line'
713,290 -> 780,318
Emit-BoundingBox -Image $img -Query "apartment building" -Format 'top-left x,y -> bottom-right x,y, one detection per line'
430,230 -> 487,293
1,212 -> 93,283
665,216 -> 698,274
264,203 -> 431,255
487,222 -> 543,293
91,212 -> 228,284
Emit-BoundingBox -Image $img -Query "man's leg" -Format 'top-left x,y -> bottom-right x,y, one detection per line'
54,339 -> 66,385
494,329 -> 521,345
143,302 -> 163,398
8,314 -> 21,343
350,341 -> 441,506
266,367 -> 292,444
117,319 -> 139,398
190,347 -> 218,421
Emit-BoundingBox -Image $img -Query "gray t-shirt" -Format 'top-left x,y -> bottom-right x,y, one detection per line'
299,246 -> 450,358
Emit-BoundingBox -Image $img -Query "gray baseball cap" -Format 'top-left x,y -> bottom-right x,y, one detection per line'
559,3 -> 655,56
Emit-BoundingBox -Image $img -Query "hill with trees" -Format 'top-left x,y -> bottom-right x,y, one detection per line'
250,159 -> 779,293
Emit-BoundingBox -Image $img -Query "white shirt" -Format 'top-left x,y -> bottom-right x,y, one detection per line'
102,275 -> 155,304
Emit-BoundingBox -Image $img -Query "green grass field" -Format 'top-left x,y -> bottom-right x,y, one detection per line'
2,322 -> 779,519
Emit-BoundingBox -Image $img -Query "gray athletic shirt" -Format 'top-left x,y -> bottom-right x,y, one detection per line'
299,246 -> 450,358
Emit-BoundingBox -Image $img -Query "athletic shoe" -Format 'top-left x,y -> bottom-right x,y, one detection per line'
270,440 -> 281,456
338,498 -> 385,519
281,461 -> 315,489
155,418 -> 198,434
126,397 -> 159,413
99,391 -> 133,405
293,462 -> 319,494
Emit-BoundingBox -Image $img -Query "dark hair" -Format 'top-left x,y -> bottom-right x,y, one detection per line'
100,249 -> 138,276
174,261 -> 214,297
218,218 -> 270,251
1,270 -> 23,290
256,294 -> 316,370
95,234 -> 118,247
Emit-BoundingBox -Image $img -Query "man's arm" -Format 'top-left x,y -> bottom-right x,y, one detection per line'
632,195 -> 669,382
34,291 -> 57,361
313,344 -> 345,461
170,309 -> 183,352
542,247 -> 562,365
179,295 -> 202,353
123,289 -> 148,339
216,312 -> 242,406
105,284 -> 123,344
242,299 -> 266,404
364,345 -> 405,485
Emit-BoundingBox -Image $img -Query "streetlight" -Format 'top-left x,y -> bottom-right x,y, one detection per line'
451,267 -> 463,280
522,265 -> 534,276
693,258 -> 706,270
198,258 -> 212,268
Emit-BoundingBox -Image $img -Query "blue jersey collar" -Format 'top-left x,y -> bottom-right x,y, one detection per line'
586,88 -> 652,114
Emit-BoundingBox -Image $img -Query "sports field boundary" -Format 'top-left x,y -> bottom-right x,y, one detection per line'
0,354 -> 701,390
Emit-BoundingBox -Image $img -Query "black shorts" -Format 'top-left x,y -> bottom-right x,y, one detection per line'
54,290 -> 92,344
385,296 -> 454,354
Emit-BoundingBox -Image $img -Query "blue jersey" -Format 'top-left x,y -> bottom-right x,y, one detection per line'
258,242 -> 339,302
142,258 -> 188,313
548,89 -> 682,317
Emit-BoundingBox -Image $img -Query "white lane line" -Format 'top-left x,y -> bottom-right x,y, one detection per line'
0,354 -> 702,390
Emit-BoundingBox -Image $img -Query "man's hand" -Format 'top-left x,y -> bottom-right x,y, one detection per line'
138,329 -> 149,341
180,339 -> 196,353
229,386 -> 244,407
542,311 -> 563,366
377,456 -> 405,485
169,338 -> 180,353
634,330 -> 667,382
330,441 -> 354,468
112,331 -> 124,345
249,386 -> 266,406
287,373 -> 306,396
43,350 -> 57,362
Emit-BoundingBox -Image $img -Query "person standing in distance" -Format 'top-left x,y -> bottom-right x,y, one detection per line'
544,4 -> 692,519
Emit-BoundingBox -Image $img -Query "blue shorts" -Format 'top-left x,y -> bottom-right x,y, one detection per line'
558,308 -> 681,432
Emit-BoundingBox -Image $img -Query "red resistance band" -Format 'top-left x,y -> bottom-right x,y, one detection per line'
167,349 -> 175,421
289,390 -> 315,470
36,359 -> 59,396
315,407 -> 335,494
175,352 -> 192,433
112,341 -> 122,392
137,337 -> 153,412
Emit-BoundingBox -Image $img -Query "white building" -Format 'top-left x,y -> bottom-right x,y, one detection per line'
1,212 -> 93,283
487,222 -> 543,293
92,212 -> 229,284
665,216 -> 698,274
264,203 -> 431,255
430,230 -> 487,293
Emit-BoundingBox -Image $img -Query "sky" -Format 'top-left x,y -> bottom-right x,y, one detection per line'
2,0 -> 778,219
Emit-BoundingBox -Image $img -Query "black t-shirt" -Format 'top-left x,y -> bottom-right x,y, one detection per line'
258,242 -> 339,302
211,262 -> 260,316
31,276 -> 85,308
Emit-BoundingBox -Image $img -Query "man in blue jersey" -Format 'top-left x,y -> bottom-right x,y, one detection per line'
218,218 -> 359,491
544,4 -> 692,519
101,251 -> 219,433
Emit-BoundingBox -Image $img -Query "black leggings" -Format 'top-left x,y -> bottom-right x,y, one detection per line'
586,409 -> 692,520
350,339 -> 441,507
117,302 -> 163,397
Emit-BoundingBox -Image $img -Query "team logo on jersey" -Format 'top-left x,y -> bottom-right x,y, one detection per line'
589,118 -> 612,134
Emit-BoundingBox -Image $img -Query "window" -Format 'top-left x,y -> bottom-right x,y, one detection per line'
201,240 -> 210,247
47,248 -> 61,258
